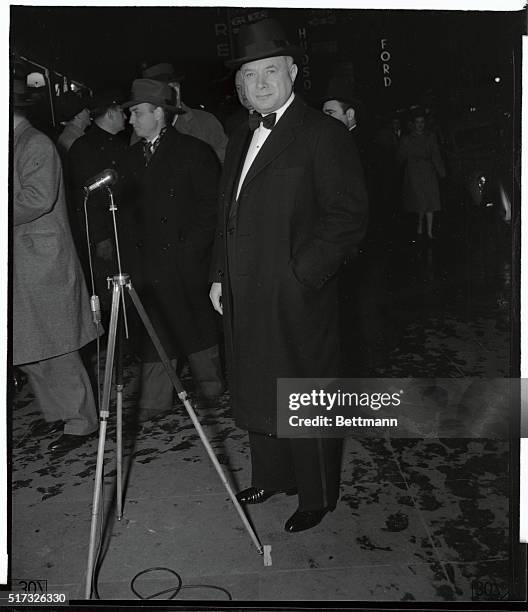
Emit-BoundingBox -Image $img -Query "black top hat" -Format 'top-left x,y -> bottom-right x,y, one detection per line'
122,79 -> 183,113
12,78 -> 35,108
226,18 -> 303,69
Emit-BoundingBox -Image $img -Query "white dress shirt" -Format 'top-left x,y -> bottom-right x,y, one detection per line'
235,93 -> 295,200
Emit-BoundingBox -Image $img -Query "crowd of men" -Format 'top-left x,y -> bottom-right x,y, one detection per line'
15,17 -> 428,533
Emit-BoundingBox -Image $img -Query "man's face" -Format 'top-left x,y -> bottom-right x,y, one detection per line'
322,100 -> 349,128
413,116 -> 426,134
129,103 -> 159,140
240,56 -> 297,114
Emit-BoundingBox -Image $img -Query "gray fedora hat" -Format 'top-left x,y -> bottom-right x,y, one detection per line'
226,18 -> 303,69
142,62 -> 185,83
122,79 -> 183,113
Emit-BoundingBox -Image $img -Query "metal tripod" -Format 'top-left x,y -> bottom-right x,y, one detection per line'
83,188 -> 264,599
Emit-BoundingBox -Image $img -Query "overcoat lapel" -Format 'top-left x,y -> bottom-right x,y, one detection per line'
225,126 -> 252,219
145,128 -> 175,175
225,128 -> 251,203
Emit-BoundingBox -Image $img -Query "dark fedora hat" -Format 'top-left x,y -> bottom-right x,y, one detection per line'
226,18 -> 303,69
56,91 -> 89,123
122,79 -> 183,113
142,62 -> 185,83
321,77 -> 357,107
12,78 -> 35,108
89,88 -> 126,116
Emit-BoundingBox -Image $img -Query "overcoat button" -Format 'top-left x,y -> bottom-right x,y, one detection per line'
217,231 -> 223,238
161,216 -> 168,223
218,270 -> 224,278
228,227 -> 235,235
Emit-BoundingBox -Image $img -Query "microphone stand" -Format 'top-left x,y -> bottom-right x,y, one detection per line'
83,186 -> 264,599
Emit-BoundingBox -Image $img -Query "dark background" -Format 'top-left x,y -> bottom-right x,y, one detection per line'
10,5 -> 523,121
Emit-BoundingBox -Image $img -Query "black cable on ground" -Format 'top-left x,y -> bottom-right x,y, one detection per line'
130,567 -> 232,600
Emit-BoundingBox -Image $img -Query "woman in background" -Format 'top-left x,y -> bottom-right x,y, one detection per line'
398,108 -> 445,239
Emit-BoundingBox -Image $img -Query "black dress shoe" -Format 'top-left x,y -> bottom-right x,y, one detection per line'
47,433 -> 95,454
236,486 -> 297,504
31,420 -> 64,437
284,506 -> 335,533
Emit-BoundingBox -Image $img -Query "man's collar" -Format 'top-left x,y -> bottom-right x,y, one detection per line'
262,92 -> 295,125
145,125 -> 168,144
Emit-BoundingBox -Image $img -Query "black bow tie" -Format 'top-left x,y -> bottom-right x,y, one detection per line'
248,112 -> 277,132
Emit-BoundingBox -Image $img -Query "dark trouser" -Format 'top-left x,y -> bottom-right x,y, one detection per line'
248,432 -> 343,511
19,350 -> 98,436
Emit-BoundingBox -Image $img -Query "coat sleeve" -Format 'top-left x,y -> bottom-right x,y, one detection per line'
290,120 -> 369,290
14,133 -> 61,226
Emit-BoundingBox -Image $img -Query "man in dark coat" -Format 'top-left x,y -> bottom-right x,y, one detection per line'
136,62 -> 228,164
67,90 -> 128,313
210,19 -> 368,533
56,92 -> 91,158
321,84 -> 369,174
124,79 -> 222,419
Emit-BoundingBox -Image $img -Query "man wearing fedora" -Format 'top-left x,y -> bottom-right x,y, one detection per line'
322,81 -> 369,167
56,91 -> 91,157
67,90 -> 128,316
140,62 -> 228,164
209,18 -> 368,532
12,78 -> 99,455
123,78 -> 223,419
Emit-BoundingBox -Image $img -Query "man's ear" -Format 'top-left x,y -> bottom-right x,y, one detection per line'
346,107 -> 356,124
289,62 -> 298,83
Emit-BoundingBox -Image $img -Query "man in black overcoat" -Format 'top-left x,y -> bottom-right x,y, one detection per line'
67,90 -> 128,313
210,19 -> 368,532
124,79 -> 223,419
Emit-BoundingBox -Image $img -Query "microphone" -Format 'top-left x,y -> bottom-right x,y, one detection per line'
83,169 -> 118,194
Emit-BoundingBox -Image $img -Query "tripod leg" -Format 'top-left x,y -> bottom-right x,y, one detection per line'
126,284 -> 264,555
84,281 -> 121,599
116,388 -> 123,520
115,312 -> 125,521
